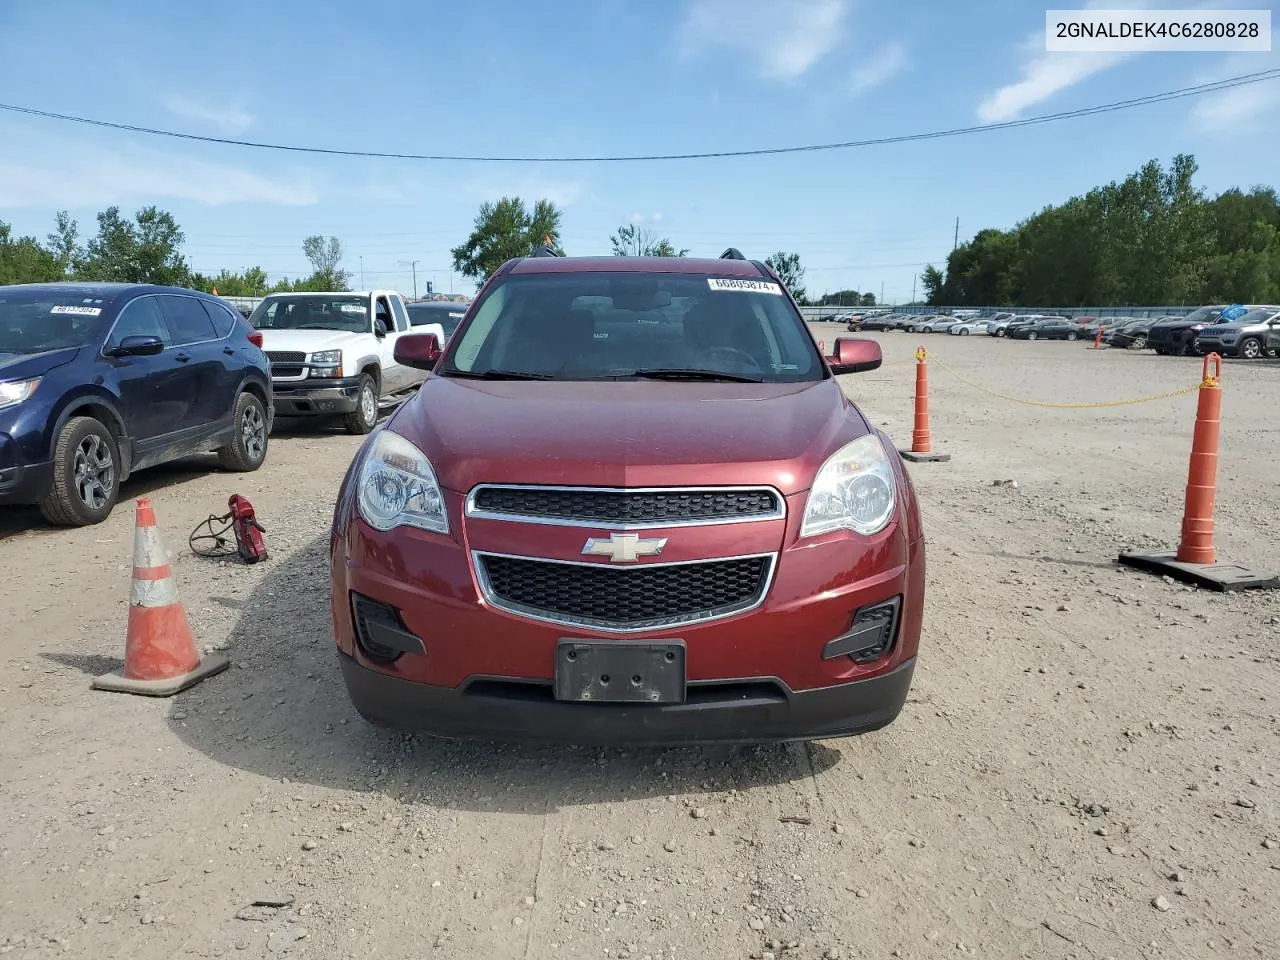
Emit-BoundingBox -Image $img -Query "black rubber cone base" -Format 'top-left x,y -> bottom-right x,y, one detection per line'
899,449 -> 951,463
1117,552 -> 1279,593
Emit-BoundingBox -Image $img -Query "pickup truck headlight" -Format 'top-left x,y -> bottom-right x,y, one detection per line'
801,434 -> 897,538
0,378 -> 40,410
356,429 -> 448,534
309,350 -> 343,378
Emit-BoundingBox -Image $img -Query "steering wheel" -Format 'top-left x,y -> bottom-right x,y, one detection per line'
705,346 -> 763,373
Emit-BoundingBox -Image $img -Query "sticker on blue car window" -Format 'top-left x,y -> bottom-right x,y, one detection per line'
51,305 -> 102,316
707,278 -> 783,295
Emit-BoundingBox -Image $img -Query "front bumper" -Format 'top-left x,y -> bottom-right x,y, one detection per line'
0,461 -> 53,505
271,376 -> 362,416
338,650 -> 915,744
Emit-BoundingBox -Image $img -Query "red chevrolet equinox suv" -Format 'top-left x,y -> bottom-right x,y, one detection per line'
329,248 -> 925,744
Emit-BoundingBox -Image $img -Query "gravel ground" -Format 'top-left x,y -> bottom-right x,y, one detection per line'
2,331 -> 1277,960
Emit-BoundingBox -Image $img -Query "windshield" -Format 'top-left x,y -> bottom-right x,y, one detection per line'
407,304 -> 466,338
440,271 -> 823,383
1168,306 -> 1222,325
249,295 -> 369,333
1226,306 -> 1280,325
0,289 -> 113,354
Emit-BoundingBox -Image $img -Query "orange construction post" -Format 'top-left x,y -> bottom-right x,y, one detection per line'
1118,353 -> 1277,591
1092,323 -> 1104,350
899,346 -> 950,463
1176,354 -> 1223,564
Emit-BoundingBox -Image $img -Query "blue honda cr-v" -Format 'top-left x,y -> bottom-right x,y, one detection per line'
0,282 -> 273,526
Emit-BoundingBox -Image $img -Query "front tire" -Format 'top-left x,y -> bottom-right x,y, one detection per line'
1027,331 -> 1038,341
39,417 -> 120,527
344,373 -> 379,435
1131,334 -> 1148,349
217,391 -> 269,472
1067,331 -> 1079,341
1240,337 -> 1264,359
960,328 -> 970,336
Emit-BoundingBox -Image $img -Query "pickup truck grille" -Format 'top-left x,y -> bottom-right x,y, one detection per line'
475,552 -> 774,630
265,351 -> 307,378
467,485 -> 783,527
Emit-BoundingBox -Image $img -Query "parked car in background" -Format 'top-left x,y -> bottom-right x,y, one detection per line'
1008,317 -> 1082,341
853,313 -> 897,331
993,314 -> 1042,337
1146,306 -> 1224,356
0,282 -> 271,526
406,301 -> 468,344
911,315 -> 951,333
1195,306 -> 1280,359
249,290 -> 428,434
948,317 -> 991,336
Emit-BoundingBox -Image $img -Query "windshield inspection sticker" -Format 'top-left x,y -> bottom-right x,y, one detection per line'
707,278 -> 783,295
50,305 -> 102,316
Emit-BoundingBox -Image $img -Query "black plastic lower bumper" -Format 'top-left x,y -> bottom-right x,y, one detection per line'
0,460 -> 53,505
272,377 -> 362,416
338,652 -> 916,745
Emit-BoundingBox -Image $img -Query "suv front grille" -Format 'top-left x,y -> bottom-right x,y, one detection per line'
468,486 -> 783,526
475,553 -> 774,631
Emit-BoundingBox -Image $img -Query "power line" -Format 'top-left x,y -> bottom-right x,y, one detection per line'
3,69 -> 1278,163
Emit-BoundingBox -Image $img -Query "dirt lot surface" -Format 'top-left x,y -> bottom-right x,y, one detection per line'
2,329 -> 1277,960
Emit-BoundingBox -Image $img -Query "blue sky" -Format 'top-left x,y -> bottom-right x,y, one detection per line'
1,0 -> 1278,303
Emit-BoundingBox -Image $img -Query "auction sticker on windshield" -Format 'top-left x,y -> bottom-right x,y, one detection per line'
707,278 -> 783,295
50,305 -> 102,316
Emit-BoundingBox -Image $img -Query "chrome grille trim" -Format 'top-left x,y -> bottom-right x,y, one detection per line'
464,483 -> 786,529
471,550 -> 778,633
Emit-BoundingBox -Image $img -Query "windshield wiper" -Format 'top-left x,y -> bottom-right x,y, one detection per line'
444,368 -> 557,381
627,368 -> 764,383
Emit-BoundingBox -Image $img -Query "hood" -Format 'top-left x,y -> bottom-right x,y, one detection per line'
392,377 -> 866,496
0,346 -> 82,381
257,329 -> 370,353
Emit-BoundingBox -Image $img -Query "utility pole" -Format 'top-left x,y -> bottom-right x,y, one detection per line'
880,281 -> 885,305
359,256 -> 365,289
410,260 -> 419,300
911,275 -> 917,304
953,217 -> 960,251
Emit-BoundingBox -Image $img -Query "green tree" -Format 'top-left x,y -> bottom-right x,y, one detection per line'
301,235 -> 351,290
609,224 -> 688,257
765,251 -> 807,304
859,292 -> 877,306
191,267 -> 271,297
451,197 -> 563,283
815,289 -> 863,307
45,211 -> 79,278
74,205 -> 190,285
920,265 -> 946,305
0,222 -> 63,285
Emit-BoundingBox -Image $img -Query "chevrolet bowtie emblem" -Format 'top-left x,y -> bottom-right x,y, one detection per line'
581,532 -> 668,563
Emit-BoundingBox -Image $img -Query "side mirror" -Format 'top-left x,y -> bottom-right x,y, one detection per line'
374,319 -> 389,338
826,337 -> 882,374
107,335 -> 166,357
394,332 -> 442,370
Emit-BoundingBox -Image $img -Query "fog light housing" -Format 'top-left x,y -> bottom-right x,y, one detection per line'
351,593 -> 424,663
822,596 -> 901,662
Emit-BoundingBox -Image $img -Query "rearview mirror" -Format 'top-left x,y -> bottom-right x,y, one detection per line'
394,332 -> 442,370
107,335 -> 166,358
826,337 -> 882,374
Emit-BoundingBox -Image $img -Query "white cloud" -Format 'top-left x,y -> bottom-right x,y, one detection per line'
1188,32 -> 1280,131
976,0 -> 1156,122
630,212 -> 664,224
161,94 -> 254,134
0,148 -> 318,208
977,49 -> 1127,122
848,42 -> 907,97
680,0 -> 847,81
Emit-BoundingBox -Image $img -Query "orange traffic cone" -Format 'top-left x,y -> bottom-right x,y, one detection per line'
1118,355 -> 1277,592
899,346 -> 950,463
92,498 -> 230,696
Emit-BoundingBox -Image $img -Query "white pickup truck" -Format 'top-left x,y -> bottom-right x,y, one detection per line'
248,290 -> 440,434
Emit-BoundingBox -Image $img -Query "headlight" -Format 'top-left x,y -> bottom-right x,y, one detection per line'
311,350 -> 342,365
356,430 -> 448,534
0,378 -> 40,410
801,434 -> 897,538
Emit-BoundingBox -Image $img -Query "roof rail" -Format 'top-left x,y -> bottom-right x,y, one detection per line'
719,247 -> 747,260
529,239 -> 562,257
